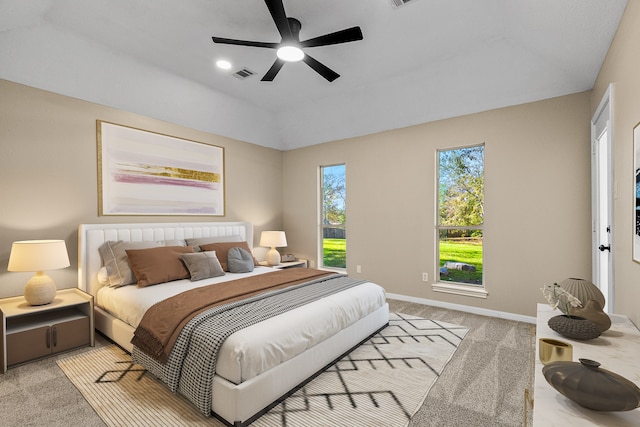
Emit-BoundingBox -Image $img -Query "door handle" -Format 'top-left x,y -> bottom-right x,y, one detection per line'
598,244 -> 611,252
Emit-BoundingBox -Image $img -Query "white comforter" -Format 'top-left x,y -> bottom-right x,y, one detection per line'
97,268 -> 386,384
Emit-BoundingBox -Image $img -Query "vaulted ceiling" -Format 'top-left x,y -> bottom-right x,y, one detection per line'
0,0 -> 628,150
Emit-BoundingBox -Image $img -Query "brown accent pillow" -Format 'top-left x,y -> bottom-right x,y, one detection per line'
181,251 -> 226,281
125,246 -> 194,288
185,236 -> 242,252
98,239 -> 187,288
199,241 -> 258,272
99,240 -> 164,287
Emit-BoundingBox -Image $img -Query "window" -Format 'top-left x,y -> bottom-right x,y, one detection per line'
437,144 -> 484,287
320,164 -> 346,269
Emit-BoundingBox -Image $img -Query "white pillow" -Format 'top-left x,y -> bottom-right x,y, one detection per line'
97,266 -> 110,285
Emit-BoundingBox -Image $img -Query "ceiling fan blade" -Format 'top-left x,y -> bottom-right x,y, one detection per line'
301,26 -> 363,48
264,0 -> 292,41
261,59 -> 286,81
212,36 -> 278,49
302,54 -> 340,82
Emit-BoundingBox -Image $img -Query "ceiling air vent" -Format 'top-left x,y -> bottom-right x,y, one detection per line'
232,68 -> 256,80
389,0 -> 415,8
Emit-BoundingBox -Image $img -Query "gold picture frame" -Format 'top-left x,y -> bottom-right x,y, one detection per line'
97,121 -> 225,216
634,122 -> 640,262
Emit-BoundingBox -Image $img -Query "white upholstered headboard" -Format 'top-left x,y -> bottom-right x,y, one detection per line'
78,221 -> 253,298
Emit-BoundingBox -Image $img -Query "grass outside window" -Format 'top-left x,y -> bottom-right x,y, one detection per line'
439,237 -> 483,285
323,238 -> 346,268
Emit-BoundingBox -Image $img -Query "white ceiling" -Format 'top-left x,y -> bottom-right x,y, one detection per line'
0,0 -> 628,150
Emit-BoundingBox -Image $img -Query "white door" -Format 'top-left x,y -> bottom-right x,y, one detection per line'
591,85 -> 613,312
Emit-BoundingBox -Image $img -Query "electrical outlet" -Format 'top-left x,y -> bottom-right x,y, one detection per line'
356,265 -> 362,273
422,272 -> 429,282
309,260 -> 315,268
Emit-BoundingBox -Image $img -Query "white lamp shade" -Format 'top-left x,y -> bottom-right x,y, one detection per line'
260,231 -> 287,266
8,240 -> 70,272
259,231 -> 287,248
7,240 -> 70,305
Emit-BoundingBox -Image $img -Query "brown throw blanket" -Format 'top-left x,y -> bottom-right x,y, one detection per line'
131,268 -> 335,363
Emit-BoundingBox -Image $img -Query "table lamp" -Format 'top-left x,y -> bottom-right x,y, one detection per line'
259,231 -> 287,266
7,240 -> 70,305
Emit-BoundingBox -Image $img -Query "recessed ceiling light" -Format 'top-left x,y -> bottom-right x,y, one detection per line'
216,59 -> 232,70
276,45 -> 304,62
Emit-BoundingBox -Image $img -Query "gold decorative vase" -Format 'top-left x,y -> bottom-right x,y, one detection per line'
539,338 -> 573,365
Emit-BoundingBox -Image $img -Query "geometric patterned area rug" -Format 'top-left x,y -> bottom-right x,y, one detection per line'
57,313 -> 467,427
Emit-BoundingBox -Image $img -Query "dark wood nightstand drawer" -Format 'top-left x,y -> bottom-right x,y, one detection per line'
6,308 -> 90,366
1,289 -> 94,372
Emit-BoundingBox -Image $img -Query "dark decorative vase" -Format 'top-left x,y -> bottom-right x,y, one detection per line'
543,359 -> 640,411
548,315 -> 600,340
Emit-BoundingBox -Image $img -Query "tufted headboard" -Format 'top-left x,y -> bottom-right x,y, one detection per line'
78,221 -> 253,298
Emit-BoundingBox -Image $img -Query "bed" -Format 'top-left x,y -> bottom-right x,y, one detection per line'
77,221 -> 389,426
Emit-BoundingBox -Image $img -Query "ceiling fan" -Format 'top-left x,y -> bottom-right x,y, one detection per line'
211,0 -> 363,82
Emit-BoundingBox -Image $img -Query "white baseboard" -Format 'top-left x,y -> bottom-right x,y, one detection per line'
386,292 -> 536,324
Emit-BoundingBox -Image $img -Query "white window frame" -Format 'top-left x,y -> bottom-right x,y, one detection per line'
318,164 -> 346,271
433,144 -> 488,299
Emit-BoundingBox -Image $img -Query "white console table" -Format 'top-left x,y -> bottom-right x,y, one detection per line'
534,303 -> 640,426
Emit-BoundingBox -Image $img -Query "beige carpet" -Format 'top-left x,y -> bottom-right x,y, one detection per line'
57,313 -> 467,427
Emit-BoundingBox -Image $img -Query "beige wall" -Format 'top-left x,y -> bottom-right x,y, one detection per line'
0,82 -> 597,319
283,92 -> 592,318
592,0 -> 640,326
0,79 -> 283,299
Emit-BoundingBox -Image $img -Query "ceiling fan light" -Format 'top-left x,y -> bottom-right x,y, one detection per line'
277,45 -> 304,62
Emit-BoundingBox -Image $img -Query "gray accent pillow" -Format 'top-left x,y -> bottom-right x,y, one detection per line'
98,239 -> 187,287
181,251 -> 225,281
227,247 -> 255,273
185,236 -> 242,252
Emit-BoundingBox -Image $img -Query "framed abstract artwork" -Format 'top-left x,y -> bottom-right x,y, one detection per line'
634,122 -> 640,262
97,121 -> 225,216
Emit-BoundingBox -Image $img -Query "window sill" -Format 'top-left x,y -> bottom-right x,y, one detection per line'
432,282 -> 488,299
319,266 -> 345,273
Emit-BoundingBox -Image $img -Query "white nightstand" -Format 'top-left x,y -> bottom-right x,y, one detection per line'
0,288 -> 95,373
259,259 -> 308,269
533,303 -> 640,426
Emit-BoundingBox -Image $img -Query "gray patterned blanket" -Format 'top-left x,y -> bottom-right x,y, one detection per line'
132,273 -> 365,416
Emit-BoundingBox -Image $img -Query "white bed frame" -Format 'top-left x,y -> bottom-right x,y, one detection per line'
78,221 -> 389,426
